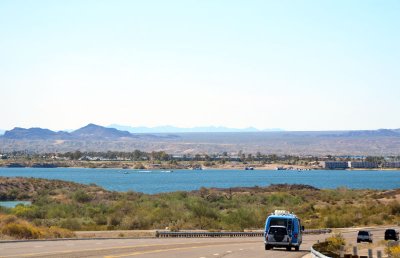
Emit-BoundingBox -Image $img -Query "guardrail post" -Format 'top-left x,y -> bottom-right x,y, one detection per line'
340,245 -> 345,258
368,249 -> 372,258
353,246 -> 358,256
376,250 -> 382,258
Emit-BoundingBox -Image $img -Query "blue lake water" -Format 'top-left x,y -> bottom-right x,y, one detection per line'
0,201 -> 31,208
0,168 -> 398,194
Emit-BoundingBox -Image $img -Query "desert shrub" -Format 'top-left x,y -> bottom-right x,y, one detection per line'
120,215 -> 148,230
389,201 -> 400,215
386,244 -> 400,258
0,214 -> 74,239
12,205 -> 41,219
325,213 -> 354,228
45,205 -> 69,218
93,214 -> 108,225
72,190 -> 92,203
107,214 -> 122,229
313,234 -> 346,256
188,199 -> 218,227
59,218 -> 82,230
1,214 -> 18,224
42,226 -> 75,238
1,222 -> 42,239
222,208 -> 257,231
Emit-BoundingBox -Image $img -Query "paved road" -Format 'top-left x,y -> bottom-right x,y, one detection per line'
1,227 -> 397,258
0,235 -> 323,258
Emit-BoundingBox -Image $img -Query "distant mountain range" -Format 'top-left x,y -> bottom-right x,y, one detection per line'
1,124 -> 400,140
341,129 -> 400,137
1,124 -> 400,155
108,124 -> 283,133
1,124 -> 135,140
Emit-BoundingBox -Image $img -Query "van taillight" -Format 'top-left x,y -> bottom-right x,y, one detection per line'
266,235 -> 268,241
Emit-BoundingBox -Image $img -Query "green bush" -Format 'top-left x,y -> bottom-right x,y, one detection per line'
60,218 -> 82,230
223,208 -> 257,231
72,190 -> 92,203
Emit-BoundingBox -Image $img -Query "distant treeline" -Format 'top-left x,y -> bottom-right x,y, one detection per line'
1,150 -> 400,165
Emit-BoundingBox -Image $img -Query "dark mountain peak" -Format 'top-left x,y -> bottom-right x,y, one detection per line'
3,127 -> 68,140
72,123 -> 132,139
84,123 -> 99,128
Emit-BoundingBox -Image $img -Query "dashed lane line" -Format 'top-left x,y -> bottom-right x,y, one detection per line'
104,241 -> 257,258
0,242 -> 207,258
1,240 -> 257,258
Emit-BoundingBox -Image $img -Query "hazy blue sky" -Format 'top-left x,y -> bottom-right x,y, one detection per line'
0,1 -> 399,131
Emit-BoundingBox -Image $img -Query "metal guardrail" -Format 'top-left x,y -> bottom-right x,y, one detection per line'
310,246 -> 332,258
156,229 -> 331,238
156,231 -> 263,238
304,229 -> 332,234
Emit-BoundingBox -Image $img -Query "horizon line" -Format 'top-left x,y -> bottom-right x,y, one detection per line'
0,123 -> 400,133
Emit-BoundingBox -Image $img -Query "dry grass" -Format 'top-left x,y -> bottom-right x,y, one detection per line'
0,214 -> 75,240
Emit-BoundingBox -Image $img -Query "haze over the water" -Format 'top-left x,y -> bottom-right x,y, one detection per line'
0,1 -> 399,131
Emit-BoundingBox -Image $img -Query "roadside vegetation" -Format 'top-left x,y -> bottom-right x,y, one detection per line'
0,214 -> 74,239
386,244 -> 400,258
0,177 -> 399,239
313,234 -> 346,257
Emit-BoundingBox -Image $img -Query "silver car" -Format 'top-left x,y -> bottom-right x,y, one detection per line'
357,230 -> 373,243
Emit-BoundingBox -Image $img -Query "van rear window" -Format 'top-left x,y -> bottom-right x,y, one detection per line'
270,218 -> 288,226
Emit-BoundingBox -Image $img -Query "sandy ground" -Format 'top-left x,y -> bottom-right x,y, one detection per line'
203,163 -> 315,170
74,230 -> 157,238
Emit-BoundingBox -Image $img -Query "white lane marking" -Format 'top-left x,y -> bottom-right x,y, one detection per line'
239,248 -> 243,250
199,257 -> 206,258
226,250 -> 232,253
213,254 -> 219,256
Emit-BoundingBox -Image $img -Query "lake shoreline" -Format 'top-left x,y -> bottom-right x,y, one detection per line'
1,161 -> 399,171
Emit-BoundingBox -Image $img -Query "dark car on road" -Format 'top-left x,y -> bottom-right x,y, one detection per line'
357,230 -> 373,243
385,229 -> 399,241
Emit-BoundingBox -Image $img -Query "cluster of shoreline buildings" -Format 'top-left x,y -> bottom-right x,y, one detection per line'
323,161 -> 400,169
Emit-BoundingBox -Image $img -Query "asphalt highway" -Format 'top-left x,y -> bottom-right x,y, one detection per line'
0,227 -> 396,258
0,235 -> 322,258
